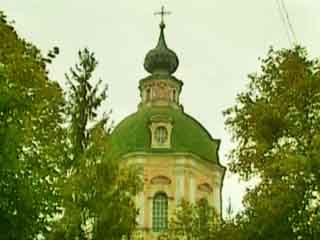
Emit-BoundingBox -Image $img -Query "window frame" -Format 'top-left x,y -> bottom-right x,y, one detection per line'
152,192 -> 168,232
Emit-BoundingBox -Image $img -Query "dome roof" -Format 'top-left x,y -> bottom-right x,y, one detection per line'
144,22 -> 179,75
109,106 -> 220,163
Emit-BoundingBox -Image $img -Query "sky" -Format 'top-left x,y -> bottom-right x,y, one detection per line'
2,0 -> 320,212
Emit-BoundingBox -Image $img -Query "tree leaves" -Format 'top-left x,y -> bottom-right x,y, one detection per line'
49,48 -> 141,240
160,200 -> 221,240
0,13 -> 65,239
224,46 -> 320,239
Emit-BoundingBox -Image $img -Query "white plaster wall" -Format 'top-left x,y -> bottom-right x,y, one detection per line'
176,174 -> 184,204
137,191 -> 144,226
189,176 -> 196,204
213,183 -> 221,215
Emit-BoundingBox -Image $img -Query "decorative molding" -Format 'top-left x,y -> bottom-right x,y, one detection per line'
150,175 -> 171,185
148,196 -> 174,200
198,183 -> 213,193
149,114 -> 173,123
120,151 -> 226,175
139,77 -> 182,108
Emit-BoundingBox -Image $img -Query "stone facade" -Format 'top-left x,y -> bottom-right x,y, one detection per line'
122,153 -> 225,240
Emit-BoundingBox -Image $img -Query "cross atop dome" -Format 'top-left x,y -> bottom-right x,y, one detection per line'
154,6 -> 171,26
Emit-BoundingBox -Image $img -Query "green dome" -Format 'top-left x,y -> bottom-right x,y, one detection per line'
110,106 -> 220,163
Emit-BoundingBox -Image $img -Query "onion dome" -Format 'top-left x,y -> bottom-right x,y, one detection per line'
144,22 -> 179,75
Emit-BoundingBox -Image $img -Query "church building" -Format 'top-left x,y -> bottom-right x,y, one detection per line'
110,10 -> 225,240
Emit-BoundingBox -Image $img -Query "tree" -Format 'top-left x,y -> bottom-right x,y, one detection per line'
50,48 -> 141,240
65,48 -> 108,165
159,199 -> 220,240
224,46 -> 320,239
0,11 -> 65,239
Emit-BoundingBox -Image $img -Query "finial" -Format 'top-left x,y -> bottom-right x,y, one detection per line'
144,6 -> 179,75
154,5 -> 171,27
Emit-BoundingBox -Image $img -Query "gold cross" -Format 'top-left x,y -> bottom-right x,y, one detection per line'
154,6 -> 171,24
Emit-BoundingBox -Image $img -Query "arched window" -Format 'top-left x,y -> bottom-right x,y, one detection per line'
146,88 -> 151,101
197,198 -> 214,226
155,126 -> 168,144
152,192 -> 168,232
197,198 -> 209,207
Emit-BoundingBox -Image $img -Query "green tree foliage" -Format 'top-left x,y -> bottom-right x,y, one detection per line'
50,48 -> 141,240
65,48 -> 108,165
224,46 -> 320,239
0,11 -> 65,239
159,200 -> 220,240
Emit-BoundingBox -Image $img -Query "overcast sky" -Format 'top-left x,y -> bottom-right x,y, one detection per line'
2,0 -> 320,212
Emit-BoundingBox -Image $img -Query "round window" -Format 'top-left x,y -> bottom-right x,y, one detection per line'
155,126 -> 168,144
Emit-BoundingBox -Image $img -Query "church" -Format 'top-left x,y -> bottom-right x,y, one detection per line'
110,8 -> 225,240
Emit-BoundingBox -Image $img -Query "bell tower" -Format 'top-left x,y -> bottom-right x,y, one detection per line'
110,6 -> 226,240
139,18 -> 182,110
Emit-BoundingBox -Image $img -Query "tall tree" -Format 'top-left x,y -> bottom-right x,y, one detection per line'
50,48 -> 141,240
224,46 -> 320,239
65,48 -> 107,165
0,11 -> 65,239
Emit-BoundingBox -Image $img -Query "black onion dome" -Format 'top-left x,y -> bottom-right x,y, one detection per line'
144,22 -> 179,75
